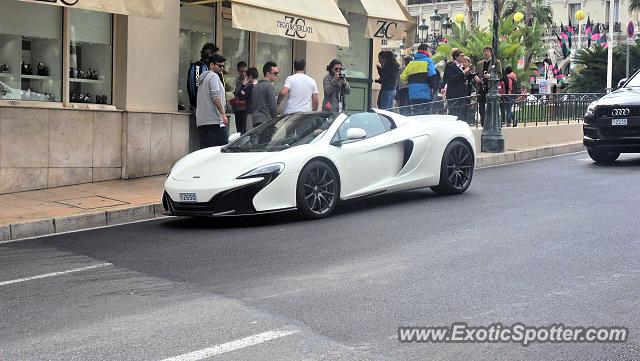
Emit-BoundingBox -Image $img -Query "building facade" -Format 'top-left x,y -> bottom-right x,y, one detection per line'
0,0 -> 411,194
404,0 -> 639,56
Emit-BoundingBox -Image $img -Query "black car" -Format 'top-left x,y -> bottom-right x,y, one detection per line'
583,72 -> 640,163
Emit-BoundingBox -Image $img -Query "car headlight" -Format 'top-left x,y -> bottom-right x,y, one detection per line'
585,101 -> 598,117
237,163 -> 285,179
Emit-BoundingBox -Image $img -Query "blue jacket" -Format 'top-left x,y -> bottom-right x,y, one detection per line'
400,51 -> 437,101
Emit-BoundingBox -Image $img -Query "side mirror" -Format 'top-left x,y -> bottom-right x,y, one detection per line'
346,127 -> 367,140
228,132 -> 241,143
617,78 -> 628,89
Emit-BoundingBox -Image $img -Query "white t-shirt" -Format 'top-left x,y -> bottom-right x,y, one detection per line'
283,73 -> 318,114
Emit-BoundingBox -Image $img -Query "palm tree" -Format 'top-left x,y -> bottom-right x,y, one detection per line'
630,0 -> 640,11
503,0 -> 553,29
567,46 -> 609,92
465,0 -> 474,28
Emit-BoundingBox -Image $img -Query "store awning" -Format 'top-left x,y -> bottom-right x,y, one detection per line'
231,0 -> 349,47
18,0 -> 164,19
359,0 -> 414,40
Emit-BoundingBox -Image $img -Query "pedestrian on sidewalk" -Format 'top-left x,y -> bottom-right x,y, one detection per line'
278,59 -> 319,114
230,61 -> 249,134
442,48 -> 472,122
375,51 -> 399,110
186,42 -> 219,151
251,61 -> 279,127
238,67 -> 259,132
400,44 -> 437,115
322,59 -> 350,115
502,66 -> 521,127
196,54 -> 228,148
476,46 -> 502,127
395,56 -> 412,115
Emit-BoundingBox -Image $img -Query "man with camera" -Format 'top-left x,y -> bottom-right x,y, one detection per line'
322,59 -> 350,114
476,46 -> 502,127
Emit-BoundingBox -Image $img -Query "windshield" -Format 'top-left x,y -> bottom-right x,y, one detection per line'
624,71 -> 640,87
223,112 -> 335,152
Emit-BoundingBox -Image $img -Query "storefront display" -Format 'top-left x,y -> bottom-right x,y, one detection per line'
0,0 -> 62,102
222,16 -> 249,97
178,3 -> 216,111
69,8 -> 113,105
337,11 -> 372,112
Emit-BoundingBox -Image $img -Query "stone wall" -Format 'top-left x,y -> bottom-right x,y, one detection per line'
0,107 -> 189,194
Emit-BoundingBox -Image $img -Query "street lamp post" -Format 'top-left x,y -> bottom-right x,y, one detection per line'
418,18 -> 429,44
481,0 -> 505,152
429,9 -> 442,52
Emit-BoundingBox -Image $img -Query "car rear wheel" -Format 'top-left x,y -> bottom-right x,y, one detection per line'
587,148 -> 620,164
296,160 -> 339,219
431,140 -> 474,195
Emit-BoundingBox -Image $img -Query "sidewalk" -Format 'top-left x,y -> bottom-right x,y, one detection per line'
0,141 -> 585,242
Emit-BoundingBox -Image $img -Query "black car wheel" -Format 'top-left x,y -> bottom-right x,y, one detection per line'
431,140 -> 474,195
296,160 -> 339,219
587,148 -> 620,164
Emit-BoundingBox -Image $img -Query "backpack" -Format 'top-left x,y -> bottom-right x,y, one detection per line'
428,68 -> 441,94
187,61 -> 208,107
230,82 -> 253,111
497,80 -> 506,95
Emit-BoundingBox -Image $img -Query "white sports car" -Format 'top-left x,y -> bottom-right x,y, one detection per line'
163,109 -> 475,219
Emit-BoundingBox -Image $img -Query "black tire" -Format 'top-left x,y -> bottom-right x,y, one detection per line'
296,160 -> 339,219
587,148 -> 620,164
431,140 -> 474,195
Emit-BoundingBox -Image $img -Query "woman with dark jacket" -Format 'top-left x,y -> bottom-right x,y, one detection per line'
442,48 -> 475,123
375,51 -> 399,109
322,59 -> 351,114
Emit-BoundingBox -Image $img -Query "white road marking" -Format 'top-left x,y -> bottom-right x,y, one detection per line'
255,288 -> 307,300
160,328 -> 300,361
0,263 -> 113,287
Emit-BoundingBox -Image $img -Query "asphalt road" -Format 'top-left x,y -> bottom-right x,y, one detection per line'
2,152 -> 640,360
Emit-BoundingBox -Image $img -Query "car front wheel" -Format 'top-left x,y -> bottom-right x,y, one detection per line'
431,140 -> 474,195
587,148 -> 620,164
296,160 -> 339,219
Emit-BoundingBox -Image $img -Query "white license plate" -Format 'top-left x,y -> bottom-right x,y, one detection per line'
612,118 -> 628,126
179,193 -> 197,202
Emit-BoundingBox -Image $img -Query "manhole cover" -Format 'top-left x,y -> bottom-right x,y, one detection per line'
56,196 -> 128,210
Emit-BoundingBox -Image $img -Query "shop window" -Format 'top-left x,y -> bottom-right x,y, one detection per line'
337,13 -> 370,80
69,8 -> 113,105
256,33 -> 292,91
0,0 -> 62,102
179,3 -> 216,111
222,16 -> 249,98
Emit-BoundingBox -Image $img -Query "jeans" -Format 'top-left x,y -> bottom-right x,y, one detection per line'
378,89 -> 396,110
504,97 -> 515,125
198,124 -> 228,149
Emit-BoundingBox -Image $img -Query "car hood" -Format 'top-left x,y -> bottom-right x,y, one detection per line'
596,87 -> 640,106
170,148 -> 279,182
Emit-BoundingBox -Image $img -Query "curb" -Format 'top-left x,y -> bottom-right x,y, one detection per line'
0,142 -> 585,243
0,204 -> 164,243
476,142 -> 584,168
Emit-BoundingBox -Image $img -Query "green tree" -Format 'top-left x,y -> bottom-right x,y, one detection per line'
568,39 -> 640,92
630,0 -> 640,11
433,15 -> 544,87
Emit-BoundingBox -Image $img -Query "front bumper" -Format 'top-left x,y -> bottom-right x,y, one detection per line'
163,172 -> 299,217
583,116 -> 640,152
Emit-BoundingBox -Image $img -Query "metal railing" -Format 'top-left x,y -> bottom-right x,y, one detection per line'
386,93 -> 604,127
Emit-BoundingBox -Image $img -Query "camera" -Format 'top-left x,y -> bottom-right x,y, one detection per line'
338,73 -> 345,80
